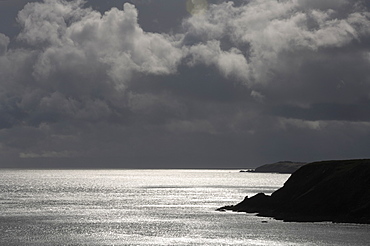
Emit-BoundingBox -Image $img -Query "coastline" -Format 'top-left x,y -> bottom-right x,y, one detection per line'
218,159 -> 370,224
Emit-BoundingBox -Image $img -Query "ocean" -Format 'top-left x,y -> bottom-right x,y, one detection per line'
0,169 -> 369,245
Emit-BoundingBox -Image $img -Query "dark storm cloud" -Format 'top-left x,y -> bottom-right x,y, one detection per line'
1,0 -> 370,168
272,103 -> 370,122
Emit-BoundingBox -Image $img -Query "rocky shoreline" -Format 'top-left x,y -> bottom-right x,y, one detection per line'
218,159 -> 370,224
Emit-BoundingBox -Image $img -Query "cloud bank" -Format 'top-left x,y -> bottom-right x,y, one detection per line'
1,0 -> 370,168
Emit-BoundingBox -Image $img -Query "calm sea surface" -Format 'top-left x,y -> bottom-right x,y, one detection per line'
0,169 -> 369,245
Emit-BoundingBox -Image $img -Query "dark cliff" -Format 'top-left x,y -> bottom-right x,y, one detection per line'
219,159 -> 370,224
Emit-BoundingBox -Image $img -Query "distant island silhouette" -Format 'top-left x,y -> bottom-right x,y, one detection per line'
220,159 -> 370,224
240,161 -> 307,174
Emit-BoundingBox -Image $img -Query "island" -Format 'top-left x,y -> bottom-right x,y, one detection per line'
219,159 -> 370,224
241,161 -> 307,174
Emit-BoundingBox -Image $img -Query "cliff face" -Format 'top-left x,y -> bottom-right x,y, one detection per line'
219,159 -> 370,224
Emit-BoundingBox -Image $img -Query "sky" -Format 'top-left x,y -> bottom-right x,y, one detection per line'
1,0 -> 370,168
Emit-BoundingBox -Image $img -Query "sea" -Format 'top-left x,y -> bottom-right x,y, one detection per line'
0,169 -> 369,245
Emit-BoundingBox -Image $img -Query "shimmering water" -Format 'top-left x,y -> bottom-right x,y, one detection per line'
0,169 -> 369,245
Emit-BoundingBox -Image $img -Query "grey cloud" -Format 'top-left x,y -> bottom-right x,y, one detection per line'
0,98 -> 26,129
0,33 -> 9,55
182,0 -> 370,86
36,92 -> 113,122
186,40 -> 251,84
16,0 -> 88,46
1,0 -> 184,123
273,103 -> 370,122
250,90 -> 265,103
19,150 -> 79,158
136,63 -> 251,103
295,0 -> 349,10
18,1 -> 183,88
1,0 -> 370,167
181,0 -> 370,121
127,91 -> 187,125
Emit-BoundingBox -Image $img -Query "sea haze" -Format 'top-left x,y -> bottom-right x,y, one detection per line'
0,169 -> 369,245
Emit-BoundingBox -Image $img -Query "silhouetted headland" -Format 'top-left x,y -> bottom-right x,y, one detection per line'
220,159 -> 370,224
240,161 -> 307,174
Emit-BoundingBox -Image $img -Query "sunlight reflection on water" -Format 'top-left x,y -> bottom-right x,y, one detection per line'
0,169 -> 369,245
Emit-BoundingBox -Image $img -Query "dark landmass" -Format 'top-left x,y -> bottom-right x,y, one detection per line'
220,159 -> 370,224
240,161 -> 307,174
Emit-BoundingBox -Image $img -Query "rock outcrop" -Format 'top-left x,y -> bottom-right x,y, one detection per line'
219,159 -> 370,224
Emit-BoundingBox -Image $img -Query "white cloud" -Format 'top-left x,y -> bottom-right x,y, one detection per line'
187,40 -> 251,83
278,117 -> 324,130
186,0 -> 208,16
0,0 -> 186,130
0,33 -> 9,56
16,1 -> 183,91
17,0 -> 89,46
6,0 -> 370,114
2,0 -> 370,166
183,0 -> 370,84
